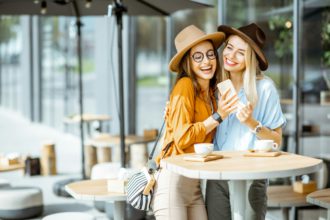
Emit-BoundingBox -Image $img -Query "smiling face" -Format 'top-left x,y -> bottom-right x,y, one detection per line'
189,41 -> 217,84
223,35 -> 248,74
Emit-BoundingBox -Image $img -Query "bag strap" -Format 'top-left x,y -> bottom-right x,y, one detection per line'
146,120 -> 173,173
155,140 -> 173,171
148,120 -> 166,161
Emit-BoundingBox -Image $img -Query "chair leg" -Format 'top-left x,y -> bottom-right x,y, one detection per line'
290,207 -> 297,220
282,207 -> 289,220
294,207 -> 299,220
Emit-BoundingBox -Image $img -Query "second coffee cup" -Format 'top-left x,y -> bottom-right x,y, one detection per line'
255,140 -> 279,152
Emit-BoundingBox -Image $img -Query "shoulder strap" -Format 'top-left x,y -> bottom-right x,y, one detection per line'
147,120 -> 173,173
148,120 -> 166,161
153,140 -> 173,171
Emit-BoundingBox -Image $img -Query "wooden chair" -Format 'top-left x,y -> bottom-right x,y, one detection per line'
267,185 -> 314,220
307,188 -> 330,220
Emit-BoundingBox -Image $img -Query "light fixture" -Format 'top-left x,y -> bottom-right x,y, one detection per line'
285,20 -> 292,29
34,0 -> 40,4
41,0 -> 47,14
85,0 -> 92,8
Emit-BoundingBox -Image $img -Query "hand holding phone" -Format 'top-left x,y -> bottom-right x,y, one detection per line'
217,79 -> 243,114
217,79 -> 236,98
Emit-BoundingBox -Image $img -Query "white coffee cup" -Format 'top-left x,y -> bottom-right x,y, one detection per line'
194,143 -> 214,156
255,140 -> 279,152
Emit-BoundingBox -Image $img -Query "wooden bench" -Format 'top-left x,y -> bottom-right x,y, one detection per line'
267,185 -> 314,220
307,188 -> 330,220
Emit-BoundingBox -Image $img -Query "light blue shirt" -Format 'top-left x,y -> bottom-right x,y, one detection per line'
214,78 -> 286,151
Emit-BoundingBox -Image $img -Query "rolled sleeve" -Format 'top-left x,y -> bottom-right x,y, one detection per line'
174,122 -> 206,148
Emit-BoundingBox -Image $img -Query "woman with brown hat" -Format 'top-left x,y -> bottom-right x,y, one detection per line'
205,23 -> 286,220
151,25 -> 235,220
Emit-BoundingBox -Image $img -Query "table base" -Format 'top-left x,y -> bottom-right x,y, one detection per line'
105,201 -> 126,220
228,180 -> 254,220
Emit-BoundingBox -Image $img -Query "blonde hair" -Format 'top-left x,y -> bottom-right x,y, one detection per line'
219,37 -> 264,107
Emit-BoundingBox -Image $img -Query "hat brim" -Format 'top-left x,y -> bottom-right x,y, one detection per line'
169,32 -> 226,73
217,25 -> 268,71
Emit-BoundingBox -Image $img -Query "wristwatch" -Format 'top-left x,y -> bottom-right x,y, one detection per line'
251,121 -> 262,134
212,112 -> 223,124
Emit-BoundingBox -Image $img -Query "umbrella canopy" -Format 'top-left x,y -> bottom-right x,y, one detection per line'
0,0 -> 211,16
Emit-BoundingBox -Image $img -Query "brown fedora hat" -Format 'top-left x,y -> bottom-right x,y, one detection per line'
217,23 -> 268,71
169,25 -> 226,73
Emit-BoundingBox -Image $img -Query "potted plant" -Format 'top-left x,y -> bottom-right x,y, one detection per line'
321,8 -> 330,105
268,15 -> 293,97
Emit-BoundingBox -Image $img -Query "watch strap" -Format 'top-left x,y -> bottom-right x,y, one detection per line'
212,112 -> 223,124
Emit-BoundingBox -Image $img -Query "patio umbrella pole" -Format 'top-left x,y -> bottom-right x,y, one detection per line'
77,19 -> 86,179
72,1 -> 86,179
113,0 -> 127,168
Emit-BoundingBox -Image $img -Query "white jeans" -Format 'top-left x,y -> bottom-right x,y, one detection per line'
152,168 -> 207,220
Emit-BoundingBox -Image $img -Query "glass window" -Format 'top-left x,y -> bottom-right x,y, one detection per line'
0,16 -> 22,111
300,1 -> 330,157
135,17 -> 168,134
40,17 -> 97,131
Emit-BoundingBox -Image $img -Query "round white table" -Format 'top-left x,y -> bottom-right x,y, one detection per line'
63,113 -> 111,124
65,179 -> 126,220
307,188 -> 330,220
0,163 -> 24,173
90,133 -> 156,147
161,151 -> 322,220
90,133 -> 156,167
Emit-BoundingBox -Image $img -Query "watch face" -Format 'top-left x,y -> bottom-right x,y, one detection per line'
255,124 -> 262,133
256,126 -> 262,133
212,112 -> 222,123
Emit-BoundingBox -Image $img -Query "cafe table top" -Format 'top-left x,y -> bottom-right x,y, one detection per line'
64,113 -> 111,123
0,163 -> 25,172
65,179 -> 126,201
160,151 -> 322,180
307,188 -> 330,209
90,133 -> 156,147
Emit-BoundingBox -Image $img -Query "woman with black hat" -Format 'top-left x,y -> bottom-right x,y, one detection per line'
151,25 -> 236,220
205,23 -> 286,219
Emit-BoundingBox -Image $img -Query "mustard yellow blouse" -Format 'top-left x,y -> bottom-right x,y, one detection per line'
156,77 -> 216,164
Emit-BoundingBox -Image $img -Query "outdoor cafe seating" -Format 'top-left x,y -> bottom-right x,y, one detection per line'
307,188 -> 330,219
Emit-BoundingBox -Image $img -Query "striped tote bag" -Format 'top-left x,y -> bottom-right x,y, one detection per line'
126,121 -> 171,211
126,167 -> 155,211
